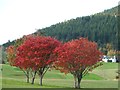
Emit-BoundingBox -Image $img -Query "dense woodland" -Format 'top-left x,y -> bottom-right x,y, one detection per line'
2,6 -> 119,54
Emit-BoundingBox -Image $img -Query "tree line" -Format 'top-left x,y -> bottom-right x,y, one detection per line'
35,6 -> 118,53
36,15 -> 118,50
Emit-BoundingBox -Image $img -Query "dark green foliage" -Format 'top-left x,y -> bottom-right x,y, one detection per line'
36,6 -> 118,50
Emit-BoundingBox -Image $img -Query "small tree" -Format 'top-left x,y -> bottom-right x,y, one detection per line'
15,35 -> 61,85
6,45 -> 15,65
7,37 -> 24,65
54,38 -> 103,88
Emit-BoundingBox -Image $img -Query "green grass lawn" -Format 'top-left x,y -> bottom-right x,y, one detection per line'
95,62 -> 118,69
92,62 -> 118,80
1,62 -> 119,88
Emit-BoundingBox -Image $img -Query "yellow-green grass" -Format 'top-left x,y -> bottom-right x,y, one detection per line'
92,62 -> 118,80
2,64 -> 104,80
1,78 -> 118,88
95,62 -> 118,69
1,62 -> 118,88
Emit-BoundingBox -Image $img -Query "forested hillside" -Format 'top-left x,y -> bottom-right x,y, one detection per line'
35,6 -> 118,51
3,6 -> 119,52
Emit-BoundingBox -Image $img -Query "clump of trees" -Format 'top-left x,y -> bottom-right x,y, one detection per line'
7,35 -> 102,88
7,35 -> 61,85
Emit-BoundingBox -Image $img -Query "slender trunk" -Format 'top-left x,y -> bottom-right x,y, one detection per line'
38,69 -> 43,86
73,73 -> 82,89
38,67 -> 49,86
27,75 -> 29,83
40,74 -> 43,86
21,69 -> 30,83
74,75 -> 77,88
77,77 -> 81,88
77,73 -> 82,89
26,71 -> 29,83
31,71 -> 37,84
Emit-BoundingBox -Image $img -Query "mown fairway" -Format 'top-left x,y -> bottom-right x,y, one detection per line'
1,62 -> 118,88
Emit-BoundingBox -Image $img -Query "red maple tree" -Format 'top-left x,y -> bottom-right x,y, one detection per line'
15,35 -> 61,85
54,38 -> 103,88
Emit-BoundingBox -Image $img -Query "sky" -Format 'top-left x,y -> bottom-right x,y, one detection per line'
0,0 -> 119,45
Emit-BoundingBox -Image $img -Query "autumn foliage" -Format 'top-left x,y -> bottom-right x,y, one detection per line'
54,38 -> 103,88
7,35 -> 61,85
6,46 -> 16,65
7,36 -> 102,88
15,35 -> 61,69
6,37 -> 24,66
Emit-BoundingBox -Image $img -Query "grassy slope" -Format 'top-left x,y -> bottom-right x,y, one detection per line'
2,64 -> 104,80
92,62 -> 118,80
1,62 -> 118,88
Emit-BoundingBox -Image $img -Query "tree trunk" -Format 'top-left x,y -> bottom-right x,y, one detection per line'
27,75 -> 29,83
38,67 -> 49,86
77,73 -> 82,89
22,69 -> 30,83
40,75 -> 43,86
74,75 -> 77,88
31,71 -> 37,84
73,73 -> 82,89
26,71 -> 29,83
77,76 -> 81,88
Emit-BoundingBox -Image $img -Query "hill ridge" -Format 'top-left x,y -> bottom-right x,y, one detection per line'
3,5 -> 119,52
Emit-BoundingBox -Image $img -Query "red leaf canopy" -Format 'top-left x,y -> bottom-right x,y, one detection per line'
15,35 -> 61,70
54,38 -> 102,74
